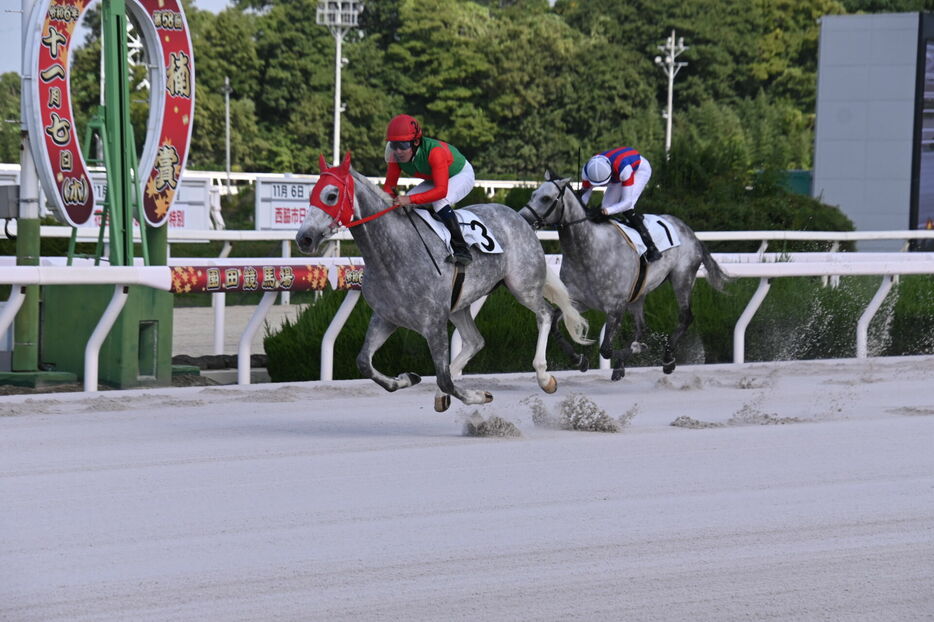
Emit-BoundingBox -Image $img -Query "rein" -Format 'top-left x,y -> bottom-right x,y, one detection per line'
345,201 -> 404,228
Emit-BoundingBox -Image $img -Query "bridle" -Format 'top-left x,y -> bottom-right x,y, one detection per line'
310,160 -> 402,231
308,152 -> 442,275
522,179 -> 591,231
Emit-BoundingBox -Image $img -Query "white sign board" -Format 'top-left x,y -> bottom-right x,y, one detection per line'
90,172 -> 213,230
254,175 -> 318,230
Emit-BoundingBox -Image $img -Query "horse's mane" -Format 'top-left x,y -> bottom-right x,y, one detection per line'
559,177 -> 586,210
350,167 -> 393,210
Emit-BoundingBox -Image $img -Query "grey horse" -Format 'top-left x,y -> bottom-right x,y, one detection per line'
520,172 -> 730,380
295,154 -> 591,412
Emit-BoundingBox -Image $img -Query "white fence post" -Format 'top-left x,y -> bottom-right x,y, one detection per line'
856,275 -> 894,359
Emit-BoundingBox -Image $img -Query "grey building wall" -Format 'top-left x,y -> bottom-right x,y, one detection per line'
812,13 -> 918,250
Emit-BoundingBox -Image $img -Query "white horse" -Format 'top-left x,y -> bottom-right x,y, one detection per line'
296,154 -> 591,411
520,172 -> 730,380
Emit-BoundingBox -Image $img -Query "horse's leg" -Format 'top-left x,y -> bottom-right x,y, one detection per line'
424,319 -> 492,412
549,309 -> 589,372
449,308 -> 485,379
437,308 -> 487,409
600,310 -> 629,381
628,299 -> 649,356
503,275 -> 559,392
356,315 -> 421,392
662,272 -> 697,374
532,301 -> 558,393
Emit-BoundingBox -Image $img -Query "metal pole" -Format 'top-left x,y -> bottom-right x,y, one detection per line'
224,76 -> 231,193
654,29 -> 688,159
665,43 -> 674,155
332,32 -> 343,165
317,2 -> 362,166
15,0 -> 41,371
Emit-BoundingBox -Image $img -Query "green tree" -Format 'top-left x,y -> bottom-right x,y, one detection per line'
0,73 -> 21,163
186,7 -> 267,171
657,100 -> 752,199
752,0 -> 846,110
736,91 -> 813,170
384,0 -> 498,157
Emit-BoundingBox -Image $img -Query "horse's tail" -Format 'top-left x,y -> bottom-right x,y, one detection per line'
543,267 -> 594,345
701,245 -> 732,292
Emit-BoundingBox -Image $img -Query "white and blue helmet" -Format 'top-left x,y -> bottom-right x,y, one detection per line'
582,154 -> 613,186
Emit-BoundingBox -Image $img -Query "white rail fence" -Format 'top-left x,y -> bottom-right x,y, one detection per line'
5,223 -> 934,253
2,250 -> 934,391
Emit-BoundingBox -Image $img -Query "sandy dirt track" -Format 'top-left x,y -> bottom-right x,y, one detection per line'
1,356 -> 933,621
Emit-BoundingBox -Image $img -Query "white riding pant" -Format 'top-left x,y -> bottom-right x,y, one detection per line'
603,157 -> 652,216
409,161 -> 476,211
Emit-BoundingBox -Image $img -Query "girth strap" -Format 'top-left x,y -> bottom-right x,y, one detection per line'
450,265 -> 466,309
629,256 -> 648,302
612,225 -> 649,302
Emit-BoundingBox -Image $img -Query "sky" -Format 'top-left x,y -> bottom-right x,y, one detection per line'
1,354 -> 933,618
1,0 -> 232,76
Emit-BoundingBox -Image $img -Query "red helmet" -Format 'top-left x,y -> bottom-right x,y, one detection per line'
386,114 -> 422,142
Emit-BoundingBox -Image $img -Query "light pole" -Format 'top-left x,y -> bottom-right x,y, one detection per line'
316,1 -> 363,165
654,29 -> 688,158
223,76 -> 232,194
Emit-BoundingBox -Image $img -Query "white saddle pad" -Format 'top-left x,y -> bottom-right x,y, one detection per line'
412,208 -> 504,254
612,214 -> 681,258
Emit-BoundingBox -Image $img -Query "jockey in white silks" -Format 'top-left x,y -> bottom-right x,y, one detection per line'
580,147 -> 662,262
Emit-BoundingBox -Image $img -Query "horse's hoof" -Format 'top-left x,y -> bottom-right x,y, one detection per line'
662,360 -> 676,374
577,355 -> 589,373
483,392 -> 494,404
541,376 -> 558,394
401,372 -> 421,387
611,368 -> 625,381
435,394 -> 451,412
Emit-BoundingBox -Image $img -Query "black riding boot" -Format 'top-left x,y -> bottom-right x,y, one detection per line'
439,209 -> 473,266
623,211 -> 662,262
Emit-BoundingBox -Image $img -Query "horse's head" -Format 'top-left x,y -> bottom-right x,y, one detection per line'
296,152 -> 356,254
520,172 -> 573,229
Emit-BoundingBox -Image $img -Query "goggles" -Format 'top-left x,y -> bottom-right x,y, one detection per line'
388,140 -> 413,151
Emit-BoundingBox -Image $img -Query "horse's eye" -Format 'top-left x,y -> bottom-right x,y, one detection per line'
320,184 -> 340,206
539,195 -> 549,204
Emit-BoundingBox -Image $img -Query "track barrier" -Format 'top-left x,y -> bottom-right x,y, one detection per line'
2,252 -> 934,390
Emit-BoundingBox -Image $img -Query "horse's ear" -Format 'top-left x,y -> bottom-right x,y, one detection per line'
318,154 -> 328,172
544,169 -> 555,181
340,151 -> 352,173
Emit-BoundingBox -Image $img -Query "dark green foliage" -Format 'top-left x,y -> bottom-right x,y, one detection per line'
264,273 -> 934,382
460,186 -> 495,207
0,73 -> 20,162
502,187 -> 535,211
219,185 -> 257,231
887,276 -> 934,355
6,0 -> 858,183
264,289 -> 434,382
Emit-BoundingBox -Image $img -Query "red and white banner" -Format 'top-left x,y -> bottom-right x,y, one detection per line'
24,0 -> 95,226
169,265 -> 330,294
133,0 -> 194,226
